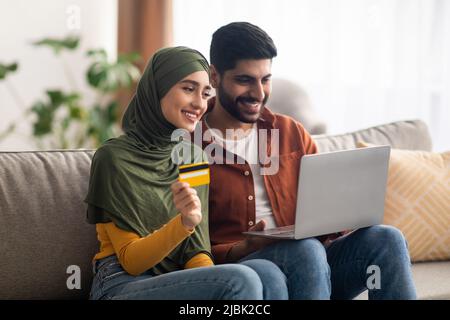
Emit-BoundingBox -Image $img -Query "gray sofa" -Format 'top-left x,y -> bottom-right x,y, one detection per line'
1,119 -> 449,300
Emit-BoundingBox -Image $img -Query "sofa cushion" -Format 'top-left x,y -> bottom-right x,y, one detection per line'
313,120 -> 433,153
0,150 -> 97,299
410,261 -> 450,299
357,142 -> 450,262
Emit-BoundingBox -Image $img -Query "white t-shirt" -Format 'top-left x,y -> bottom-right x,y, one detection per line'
205,121 -> 277,229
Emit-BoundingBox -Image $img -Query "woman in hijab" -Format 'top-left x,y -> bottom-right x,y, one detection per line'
85,47 -> 288,300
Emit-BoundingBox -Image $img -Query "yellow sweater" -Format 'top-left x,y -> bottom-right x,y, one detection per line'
94,214 -> 214,276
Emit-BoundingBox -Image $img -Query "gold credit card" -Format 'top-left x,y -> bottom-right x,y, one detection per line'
179,162 -> 210,187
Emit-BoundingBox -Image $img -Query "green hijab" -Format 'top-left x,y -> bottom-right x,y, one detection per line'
85,46 -> 212,275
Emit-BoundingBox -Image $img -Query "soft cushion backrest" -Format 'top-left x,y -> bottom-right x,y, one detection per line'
0,150 -> 97,299
313,119 -> 432,153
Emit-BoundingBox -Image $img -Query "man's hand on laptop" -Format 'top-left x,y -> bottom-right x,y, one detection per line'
320,229 -> 354,247
227,220 -> 279,262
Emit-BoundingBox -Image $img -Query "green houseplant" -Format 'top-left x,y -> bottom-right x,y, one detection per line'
0,35 -> 141,149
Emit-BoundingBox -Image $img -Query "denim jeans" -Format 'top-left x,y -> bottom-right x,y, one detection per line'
239,225 -> 417,300
89,255 -> 288,300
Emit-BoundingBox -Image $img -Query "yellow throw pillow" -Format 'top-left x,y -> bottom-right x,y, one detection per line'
357,141 -> 450,262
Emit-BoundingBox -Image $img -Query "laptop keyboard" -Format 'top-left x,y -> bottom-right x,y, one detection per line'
264,225 -> 294,235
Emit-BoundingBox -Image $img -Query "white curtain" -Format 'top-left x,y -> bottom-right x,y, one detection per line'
173,0 -> 450,152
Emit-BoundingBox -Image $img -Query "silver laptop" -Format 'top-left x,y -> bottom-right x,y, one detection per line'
243,145 -> 391,239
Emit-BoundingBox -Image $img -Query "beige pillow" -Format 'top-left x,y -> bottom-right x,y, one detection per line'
357,141 -> 450,262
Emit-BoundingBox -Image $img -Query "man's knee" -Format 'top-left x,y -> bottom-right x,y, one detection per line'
216,264 -> 263,298
283,238 -> 329,271
240,259 -> 286,280
362,225 -> 409,254
294,238 -> 327,257
240,259 -> 289,299
366,225 -> 406,243
281,239 -> 331,298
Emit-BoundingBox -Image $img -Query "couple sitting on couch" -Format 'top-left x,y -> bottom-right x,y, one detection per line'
84,22 -> 417,300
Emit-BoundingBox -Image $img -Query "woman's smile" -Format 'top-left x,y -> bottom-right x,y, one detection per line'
182,110 -> 200,123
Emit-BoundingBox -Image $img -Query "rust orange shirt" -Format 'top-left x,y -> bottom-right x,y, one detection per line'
198,104 -> 318,264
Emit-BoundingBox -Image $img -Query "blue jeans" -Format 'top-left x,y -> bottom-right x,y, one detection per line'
90,255 -> 288,300
239,225 -> 417,300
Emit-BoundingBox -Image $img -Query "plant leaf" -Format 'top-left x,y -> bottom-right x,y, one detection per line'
31,101 -> 55,136
0,62 -> 19,80
30,90 -> 82,137
86,102 -> 121,145
86,50 -> 141,92
33,35 -> 80,54
86,49 -> 107,60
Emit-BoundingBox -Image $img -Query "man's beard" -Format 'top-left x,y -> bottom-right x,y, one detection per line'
217,82 -> 268,123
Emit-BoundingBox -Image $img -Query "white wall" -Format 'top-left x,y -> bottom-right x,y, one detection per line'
173,0 -> 450,152
0,0 -> 117,151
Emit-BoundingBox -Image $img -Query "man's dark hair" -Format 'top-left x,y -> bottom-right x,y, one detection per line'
210,22 -> 277,74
